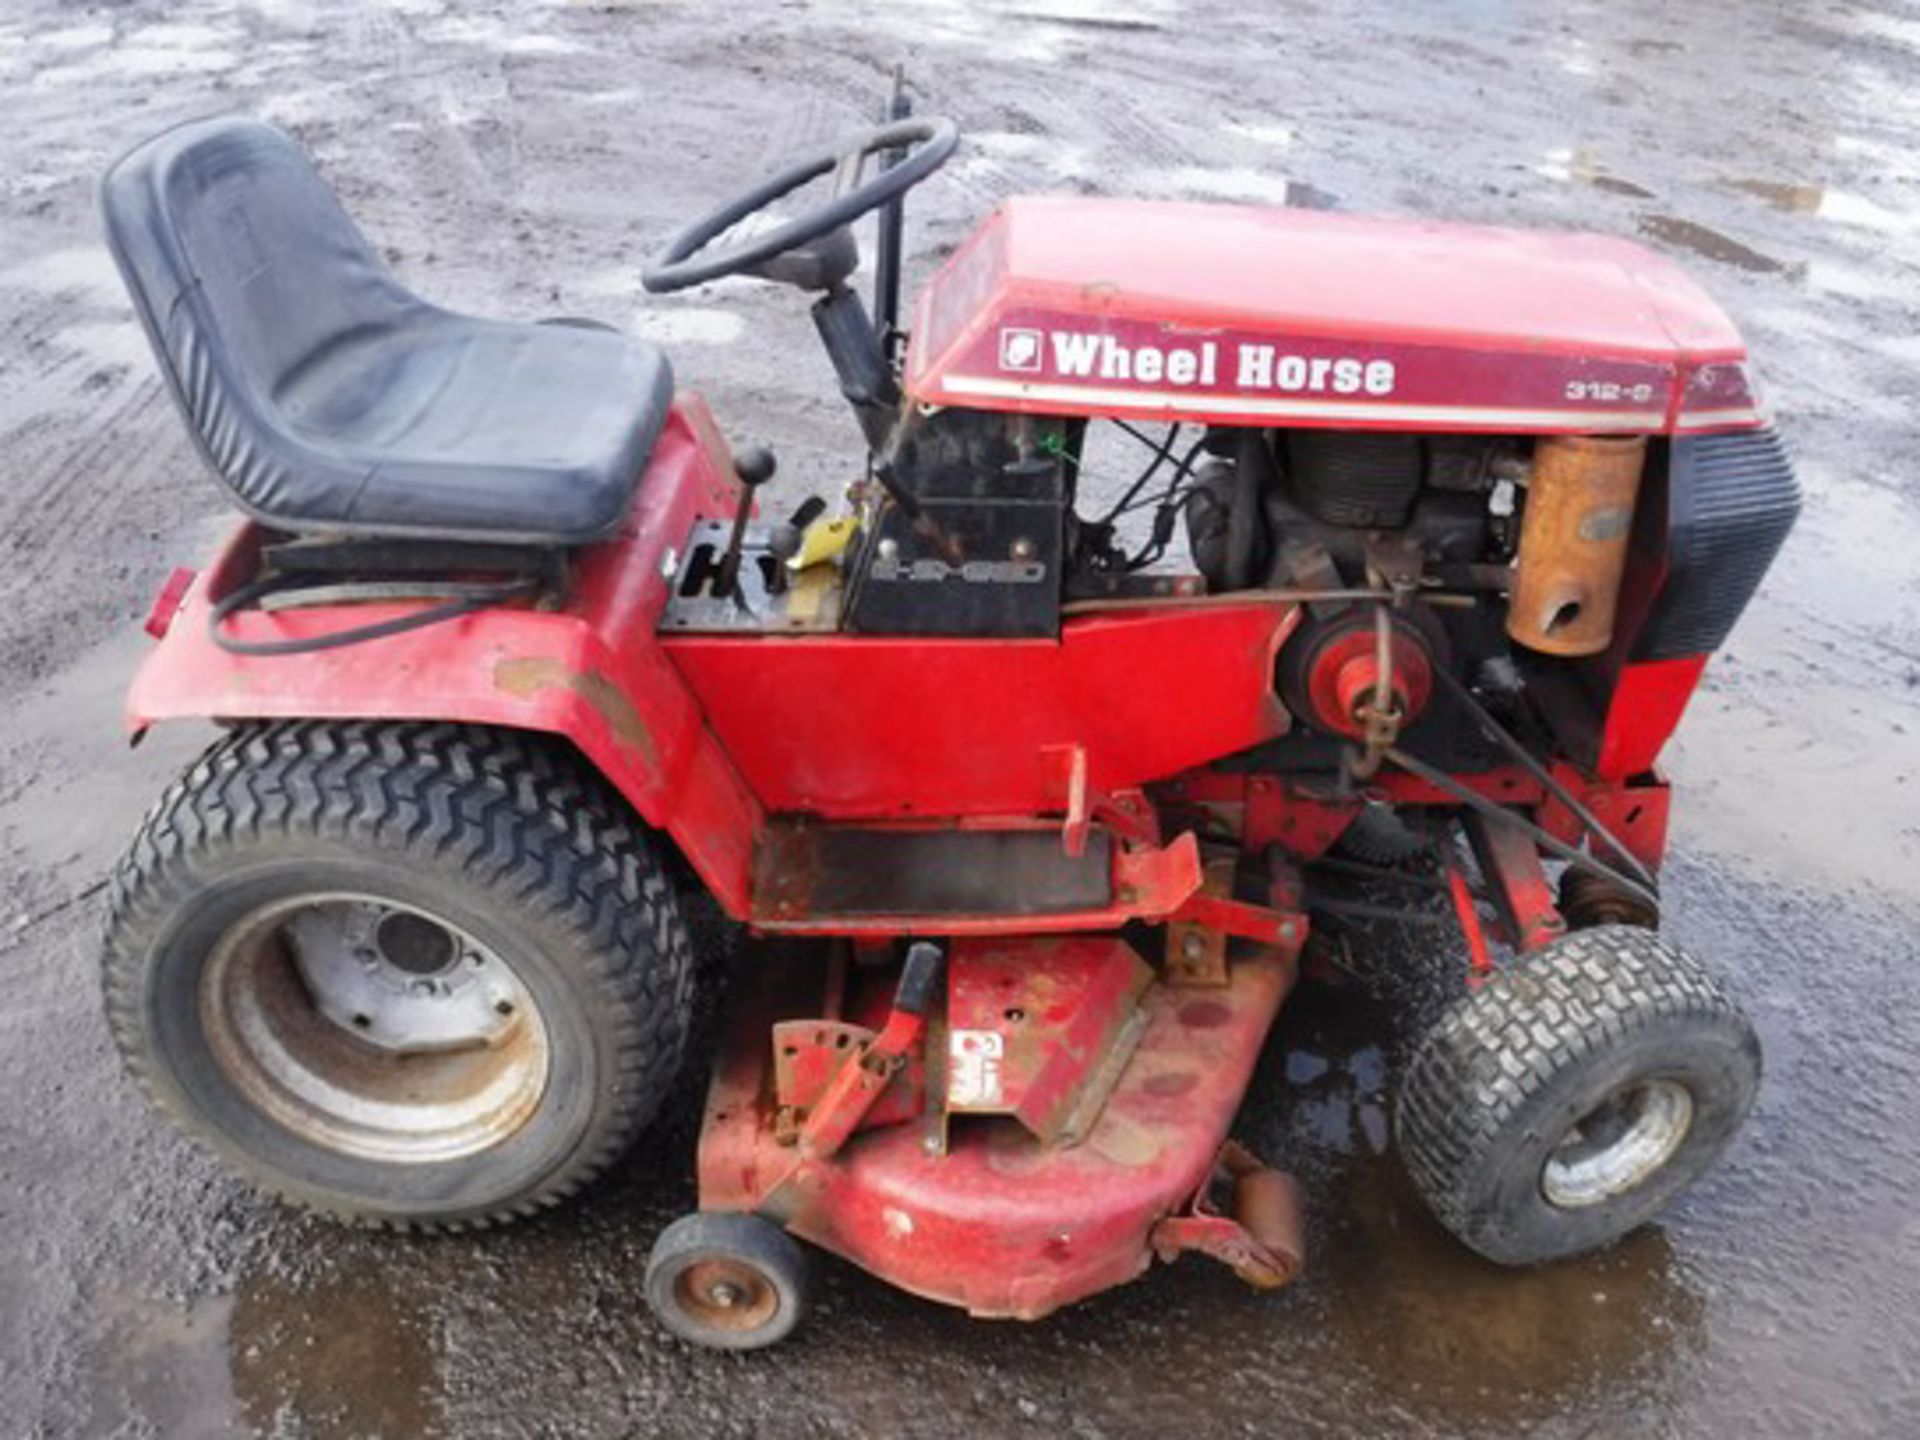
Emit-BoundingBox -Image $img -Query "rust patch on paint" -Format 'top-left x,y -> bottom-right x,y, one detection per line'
1177,1000 -> 1232,1031
493,657 -> 655,764
1087,1111 -> 1161,1169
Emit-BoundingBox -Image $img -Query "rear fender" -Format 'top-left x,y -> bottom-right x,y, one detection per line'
126,398 -> 764,916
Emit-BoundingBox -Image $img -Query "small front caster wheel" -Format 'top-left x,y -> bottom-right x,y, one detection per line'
645,1213 -> 809,1350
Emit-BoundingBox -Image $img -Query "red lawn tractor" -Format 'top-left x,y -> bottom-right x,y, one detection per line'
99,106 -> 1795,1349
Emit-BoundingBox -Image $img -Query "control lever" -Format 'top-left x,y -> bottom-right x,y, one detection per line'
717,445 -> 777,599
797,941 -> 943,1161
766,496 -> 828,596
872,459 -> 964,566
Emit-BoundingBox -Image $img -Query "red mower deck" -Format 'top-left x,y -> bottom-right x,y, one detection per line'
700,934 -> 1304,1318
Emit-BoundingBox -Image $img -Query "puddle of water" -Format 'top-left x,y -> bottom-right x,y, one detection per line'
1317,1162 -> 1704,1428
1145,164 -> 1339,209
1637,214 -> 1786,273
1553,40 -> 1599,78
1727,176 -> 1918,235
1802,255 -> 1889,300
33,45 -> 239,87
860,0 -> 1179,63
1009,7 -> 1165,32
1239,980 -> 1712,1431
1671,678 -> 1920,902
1536,146 -> 1654,198
228,1269 -> 445,1437
1000,0 -> 1178,22
130,22 -> 239,50
1852,6 -> 1920,53
1663,460 -> 1920,901
34,23 -> 115,51
1731,177 -> 1827,214
1227,120 -> 1297,148
76,1268 -> 445,1439
426,17 -> 585,55
962,130 -> 1101,190
1589,174 -> 1654,199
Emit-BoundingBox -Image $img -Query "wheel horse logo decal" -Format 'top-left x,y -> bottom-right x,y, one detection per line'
998,326 -> 1043,373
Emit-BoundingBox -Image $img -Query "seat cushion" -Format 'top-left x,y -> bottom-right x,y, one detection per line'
100,116 -> 672,545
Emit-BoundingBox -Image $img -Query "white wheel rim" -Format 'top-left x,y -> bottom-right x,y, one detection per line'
1541,1078 -> 1695,1209
199,894 -> 551,1163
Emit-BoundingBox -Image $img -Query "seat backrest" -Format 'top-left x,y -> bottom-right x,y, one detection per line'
100,116 -> 423,505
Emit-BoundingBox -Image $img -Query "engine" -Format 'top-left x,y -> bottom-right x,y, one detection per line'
1184,428 -> 1511,592
1177,426 -> 1529,763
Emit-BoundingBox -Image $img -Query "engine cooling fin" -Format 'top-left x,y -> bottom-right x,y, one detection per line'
1285,431 -> 1422,528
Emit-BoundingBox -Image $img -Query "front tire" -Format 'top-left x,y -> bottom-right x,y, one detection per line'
1395,926 -> 1759,1265
102,721 -> 696,1229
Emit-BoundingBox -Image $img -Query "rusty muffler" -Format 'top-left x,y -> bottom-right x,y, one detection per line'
1149,1140 -> 1306,1290
1507,434 -> 1647,657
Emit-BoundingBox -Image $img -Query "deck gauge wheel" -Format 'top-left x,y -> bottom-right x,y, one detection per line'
645,1212 -> 811,1350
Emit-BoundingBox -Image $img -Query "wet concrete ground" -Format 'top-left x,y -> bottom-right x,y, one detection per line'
2,0 -> 1918,1435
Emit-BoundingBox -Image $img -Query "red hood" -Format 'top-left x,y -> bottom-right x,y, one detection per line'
905,196 -> 1763,435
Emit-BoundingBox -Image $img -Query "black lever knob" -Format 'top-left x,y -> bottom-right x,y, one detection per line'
763,497 -> 822,599
893,941 -> 944,1017
767,525 -> 803,566
733,446 -> 777,489
717,446 -> 777,603
765,526 -> 801,597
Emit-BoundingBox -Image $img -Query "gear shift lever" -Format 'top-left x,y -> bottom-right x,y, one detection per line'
717,446 -> 776,599
765,496 -> 827,596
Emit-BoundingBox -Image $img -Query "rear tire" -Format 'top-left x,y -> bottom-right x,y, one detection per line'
1395,926 -> 1759,1265
102,721 -> 695,1229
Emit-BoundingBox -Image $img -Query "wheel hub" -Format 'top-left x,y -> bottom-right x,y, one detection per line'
199,893 -> 551,1162
676,1259 -> 779,1332
286,900 -> 527,1055
1542,1078 -> 1695,1209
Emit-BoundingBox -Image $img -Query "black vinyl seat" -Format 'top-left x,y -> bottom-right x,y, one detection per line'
100,116 -> 672,545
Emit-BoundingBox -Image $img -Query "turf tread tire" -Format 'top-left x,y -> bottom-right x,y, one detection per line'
1395,925 -> 1758,1265
102,720 -> 695,1232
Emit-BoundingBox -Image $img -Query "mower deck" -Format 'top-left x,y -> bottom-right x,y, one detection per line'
699,933 -> 1304,1319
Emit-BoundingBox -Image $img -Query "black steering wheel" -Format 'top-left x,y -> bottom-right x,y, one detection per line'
642,117 -> 959,294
